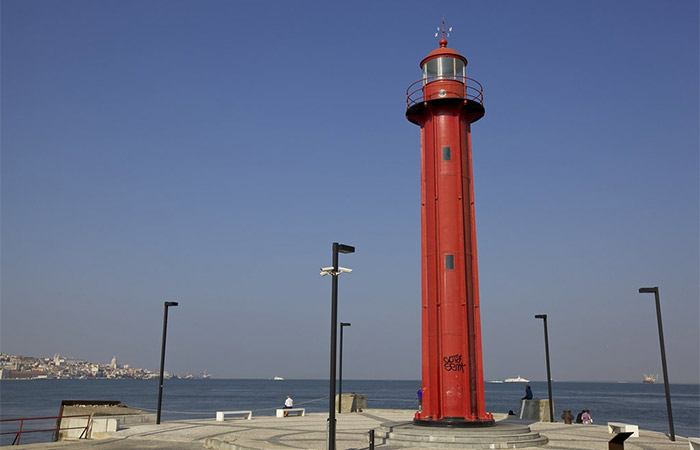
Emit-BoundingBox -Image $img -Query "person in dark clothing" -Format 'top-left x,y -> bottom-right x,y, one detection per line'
417,387 -> 424,412
521,385 -> 533,400
575,410 -> 584,423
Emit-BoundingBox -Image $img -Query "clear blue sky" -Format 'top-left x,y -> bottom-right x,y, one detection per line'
2,0 -> 698,383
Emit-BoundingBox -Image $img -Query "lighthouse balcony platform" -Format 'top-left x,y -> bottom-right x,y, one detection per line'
406,75 -> 485,123
406,75 -> 484,108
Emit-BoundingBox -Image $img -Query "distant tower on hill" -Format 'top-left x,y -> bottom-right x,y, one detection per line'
110,356 -> 118,369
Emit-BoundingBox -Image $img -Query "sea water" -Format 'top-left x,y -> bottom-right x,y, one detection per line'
1,379 -> 698,445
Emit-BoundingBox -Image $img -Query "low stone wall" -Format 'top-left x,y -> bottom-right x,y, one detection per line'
58,413 -> 156,440
88,417 -> 118,439
114,413 -> 157,427
57,416 -> 93,440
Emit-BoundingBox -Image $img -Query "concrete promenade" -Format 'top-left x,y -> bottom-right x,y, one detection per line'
16,409 -> 693,450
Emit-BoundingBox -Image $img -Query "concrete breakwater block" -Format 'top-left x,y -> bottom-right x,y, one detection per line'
58,403 -> 155,441
519,399 -> 553,422
335,393 -> 366,412
375,420 -> 548,449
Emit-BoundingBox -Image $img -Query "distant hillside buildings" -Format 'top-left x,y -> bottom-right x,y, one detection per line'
0,353 -> 160,380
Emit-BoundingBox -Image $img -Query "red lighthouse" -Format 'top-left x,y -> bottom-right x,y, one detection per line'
406,27 -> 494,427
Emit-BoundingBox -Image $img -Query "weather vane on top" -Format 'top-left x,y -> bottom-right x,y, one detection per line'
434,17 -> 453,41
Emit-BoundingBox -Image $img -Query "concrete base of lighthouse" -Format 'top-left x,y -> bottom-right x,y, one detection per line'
413,416 -> 495,427
376,420 -> 548,449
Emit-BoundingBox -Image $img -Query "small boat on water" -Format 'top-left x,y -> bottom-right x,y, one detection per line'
643,373 -> 657,384
487,380 -> 504,384
504,375 -> 529,383
273,376 -> 284,381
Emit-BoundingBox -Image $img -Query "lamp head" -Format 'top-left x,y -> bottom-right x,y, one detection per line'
165,301 -> 179,307
535,314 -> 547,319
340,322 -> 352,327
639,287 -> 658,294
336,244 -> 355,254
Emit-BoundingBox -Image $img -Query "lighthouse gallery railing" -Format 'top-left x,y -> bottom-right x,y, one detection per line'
406,75 -> 484,109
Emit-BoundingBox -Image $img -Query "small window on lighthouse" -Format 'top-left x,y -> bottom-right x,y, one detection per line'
445,254 -> 455,270
442,146 -> 451,161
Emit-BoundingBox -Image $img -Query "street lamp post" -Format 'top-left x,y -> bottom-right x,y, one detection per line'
535,314 -> 554,422
338,322 -> 351,414
321,242 -> 355,450
157,301 -> 178,425
639,286 -> 675,441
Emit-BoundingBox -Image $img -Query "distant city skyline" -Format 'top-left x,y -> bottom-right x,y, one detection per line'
1,0 -> 698,384
1,351 -> 690,383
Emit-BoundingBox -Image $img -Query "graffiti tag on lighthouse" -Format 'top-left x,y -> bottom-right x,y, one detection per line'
443,354 -> 465,372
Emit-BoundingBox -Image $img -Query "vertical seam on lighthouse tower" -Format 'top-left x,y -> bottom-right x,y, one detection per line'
432,107 -> 443,419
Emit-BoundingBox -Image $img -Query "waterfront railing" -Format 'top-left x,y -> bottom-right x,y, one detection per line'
0,414 -> 91,445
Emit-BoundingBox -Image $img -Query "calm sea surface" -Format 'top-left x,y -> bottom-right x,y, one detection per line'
1,379 -> 698,445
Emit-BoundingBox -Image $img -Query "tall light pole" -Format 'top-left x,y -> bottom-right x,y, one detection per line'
157,301 -> 178,425
535,314 -> 554,422
338,322 -> 351,414
320,242 -> 354,450
639,287 -> 675,441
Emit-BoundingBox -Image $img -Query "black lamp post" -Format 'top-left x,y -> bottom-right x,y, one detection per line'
324,242 -> 354,450
338,322 -> 351,414
157,301 -> 178,424
639,286 -> 675,441
535,314 -> 554,422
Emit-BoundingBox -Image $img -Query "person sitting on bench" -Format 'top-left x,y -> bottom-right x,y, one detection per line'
283,396 -> 293,417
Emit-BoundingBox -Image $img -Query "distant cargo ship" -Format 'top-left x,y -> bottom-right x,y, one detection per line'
643,373 -> 657,384
504,375 -> 529,383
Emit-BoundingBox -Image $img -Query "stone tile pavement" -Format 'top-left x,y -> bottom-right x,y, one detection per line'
14,409 -> 694,449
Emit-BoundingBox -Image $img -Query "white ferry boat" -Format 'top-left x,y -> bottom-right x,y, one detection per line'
504,375 -> 529,383
273,376 -> 284,381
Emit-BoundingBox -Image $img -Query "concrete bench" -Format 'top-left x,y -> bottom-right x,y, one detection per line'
216,410 -> 252,421
276,408 -> 305,418
688,437 -> 700,450
608,422 -> 639,438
